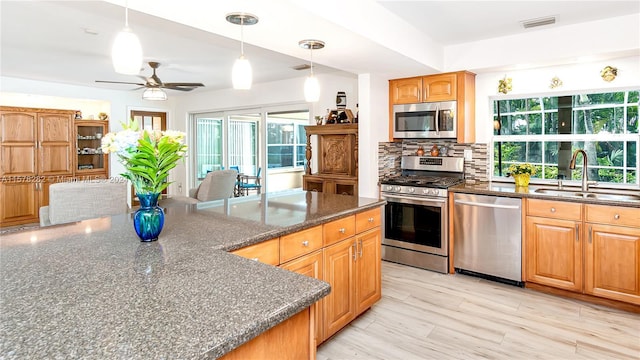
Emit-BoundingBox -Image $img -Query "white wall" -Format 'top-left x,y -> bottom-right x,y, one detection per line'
171,72 -> 358,195
0,76 -> 174,190
473,55 -> 640,144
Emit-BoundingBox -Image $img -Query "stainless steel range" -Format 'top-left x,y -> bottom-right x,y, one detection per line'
380,156 -> 464,273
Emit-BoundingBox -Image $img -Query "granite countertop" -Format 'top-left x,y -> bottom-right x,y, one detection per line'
0,190 -> 385,359
450,181 -> 640,208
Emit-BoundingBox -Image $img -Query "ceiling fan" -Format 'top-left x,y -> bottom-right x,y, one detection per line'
95,61 -> 204,91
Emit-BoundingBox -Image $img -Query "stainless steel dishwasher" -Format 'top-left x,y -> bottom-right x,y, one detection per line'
453,193 -> 523,286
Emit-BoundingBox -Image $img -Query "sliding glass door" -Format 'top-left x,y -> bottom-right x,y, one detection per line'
190,105 -> 310,193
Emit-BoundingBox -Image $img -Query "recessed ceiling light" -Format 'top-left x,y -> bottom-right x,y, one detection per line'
521,16 -> 556,29
292,64 -> 311,71
83,28 -> 99,35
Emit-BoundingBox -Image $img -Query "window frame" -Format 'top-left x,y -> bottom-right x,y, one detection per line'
490,87 -> 639,189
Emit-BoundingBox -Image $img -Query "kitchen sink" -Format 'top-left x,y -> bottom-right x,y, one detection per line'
534,188 -> 640,202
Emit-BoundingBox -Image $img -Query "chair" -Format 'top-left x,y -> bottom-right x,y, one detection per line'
238,167 -> 262,196
188,169 -> 238,201
39,180 -> 129,226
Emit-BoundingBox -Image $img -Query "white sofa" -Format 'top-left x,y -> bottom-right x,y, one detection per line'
39,180 -> 129,226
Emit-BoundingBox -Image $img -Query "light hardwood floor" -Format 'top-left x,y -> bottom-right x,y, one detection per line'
317,261 -> 640,360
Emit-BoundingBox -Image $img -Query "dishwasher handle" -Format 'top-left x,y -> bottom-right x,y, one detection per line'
454,199 -> 521,210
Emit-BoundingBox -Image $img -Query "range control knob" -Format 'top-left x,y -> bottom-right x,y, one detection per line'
407,187 -> 415,193
394,186 -> 402,192
422,188 -> 430,195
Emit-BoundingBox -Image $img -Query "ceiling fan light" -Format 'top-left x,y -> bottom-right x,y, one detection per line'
304,75 -> 320,103
111,27 -> 143,75
142,87 -> 167,101
232,55 -> 252,90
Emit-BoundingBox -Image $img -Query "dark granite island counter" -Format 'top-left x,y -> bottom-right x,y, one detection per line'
0,190 -> 385,359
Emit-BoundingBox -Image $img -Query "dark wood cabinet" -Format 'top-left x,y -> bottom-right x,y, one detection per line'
303,124 -> 358,197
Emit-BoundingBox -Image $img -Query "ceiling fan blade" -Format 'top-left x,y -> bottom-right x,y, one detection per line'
96,80 -> 146,86
163,82 -> 204,87
162,86 -> 196,92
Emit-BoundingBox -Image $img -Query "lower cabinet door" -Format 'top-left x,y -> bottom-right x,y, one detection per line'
322,238 -> 356,341
0,182 -> 39,226
355,228 -> 381,314
280,250 -> 324,345
525,216 -> 582,292
585,223 -> 640,305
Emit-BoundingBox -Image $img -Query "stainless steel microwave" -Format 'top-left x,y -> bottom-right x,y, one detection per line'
392,101 -> 456,139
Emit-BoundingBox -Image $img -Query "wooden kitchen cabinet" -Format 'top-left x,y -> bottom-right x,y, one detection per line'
303,124 -> 358,197
525,199 -> 640,307
0,107 -> 75,227
422,73 -> 457,102
525,216 -> 582,292
355,228 -> 382,314
322,236 -> 356,341
75,120 -> 109,178
321,209 -> 381,342
229,207 -> 383,345
525,199 -> 583,292
389,76 -> 422,104
231,238 -> 280,266
388,71 -> 475,143
280,250 -> 324,346
584,204 -> 640,305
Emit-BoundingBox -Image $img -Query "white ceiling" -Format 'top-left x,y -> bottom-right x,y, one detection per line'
1,0 -> 638,97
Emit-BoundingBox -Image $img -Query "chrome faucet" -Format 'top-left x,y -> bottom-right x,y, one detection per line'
569,149 -> 590,191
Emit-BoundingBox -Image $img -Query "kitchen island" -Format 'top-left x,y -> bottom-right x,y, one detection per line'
0,190 -> 385,359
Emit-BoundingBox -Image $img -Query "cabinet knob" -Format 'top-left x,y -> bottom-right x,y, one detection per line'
302,240 -> 309,247
550,207 -> 556,213
339,228 -> 346,234
614,214 -> 620,220
368,217 -> 374,223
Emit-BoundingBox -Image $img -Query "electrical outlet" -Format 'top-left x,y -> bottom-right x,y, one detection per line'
464,149 -> 472,160
178,183 -> 183,193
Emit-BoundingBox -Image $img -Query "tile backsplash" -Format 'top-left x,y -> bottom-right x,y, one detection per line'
378,140 -> 489,183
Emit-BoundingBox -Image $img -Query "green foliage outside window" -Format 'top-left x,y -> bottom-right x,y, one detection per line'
493,90 -> 639,185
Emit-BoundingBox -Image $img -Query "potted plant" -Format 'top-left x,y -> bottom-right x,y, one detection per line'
101,119 -> 187,241
508,163 -> 536,187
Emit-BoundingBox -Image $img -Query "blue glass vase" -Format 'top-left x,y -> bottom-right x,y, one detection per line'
133,193 -> 165,242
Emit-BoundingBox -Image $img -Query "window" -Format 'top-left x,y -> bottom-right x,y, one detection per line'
266,110 -> 308,169
228,113 -> 259,175
194,116 -> 223,180
493,90 -> 639,186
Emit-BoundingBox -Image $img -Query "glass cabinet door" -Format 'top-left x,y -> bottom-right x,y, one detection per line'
75,120 -> 109,178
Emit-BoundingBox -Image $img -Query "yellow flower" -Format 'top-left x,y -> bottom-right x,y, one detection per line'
508,163 -> 536,176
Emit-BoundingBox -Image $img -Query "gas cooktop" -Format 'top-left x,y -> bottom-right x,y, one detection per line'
380,175 -> 463,189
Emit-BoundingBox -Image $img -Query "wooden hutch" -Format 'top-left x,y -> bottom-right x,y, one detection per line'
303,123 -> 358,196
0,106 -> 109,227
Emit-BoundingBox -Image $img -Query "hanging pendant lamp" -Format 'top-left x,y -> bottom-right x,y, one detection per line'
226,12 -> 258,90
111,2 -> 143,75
299,40 -> 325,103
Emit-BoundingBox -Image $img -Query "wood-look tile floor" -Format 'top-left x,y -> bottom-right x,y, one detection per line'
317,261 -> 640,360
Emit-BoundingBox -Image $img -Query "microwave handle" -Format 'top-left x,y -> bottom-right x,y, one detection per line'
435,105 -> 440,135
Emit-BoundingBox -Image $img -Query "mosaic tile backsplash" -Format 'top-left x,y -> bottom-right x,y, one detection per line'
378,140 -> 489,183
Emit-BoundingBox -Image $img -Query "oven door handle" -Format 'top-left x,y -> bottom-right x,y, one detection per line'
383,194 -> 446,205
454,199 -> 520,210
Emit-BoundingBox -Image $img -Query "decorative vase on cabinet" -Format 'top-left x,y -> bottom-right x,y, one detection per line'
133,193 -> 165,242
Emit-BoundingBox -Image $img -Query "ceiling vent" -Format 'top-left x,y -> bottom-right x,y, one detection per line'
521,16 -> 556,29
292,64 -> 311,71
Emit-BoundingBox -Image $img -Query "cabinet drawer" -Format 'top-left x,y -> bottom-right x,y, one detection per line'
527,199 -> 582,221
585,204 -> 640,227
356,208 -> 381,234
323,215 -> 356,246
231,238 -> 280,266
280,225 -> 323,263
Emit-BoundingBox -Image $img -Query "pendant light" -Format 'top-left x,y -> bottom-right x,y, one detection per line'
226,12 -> 258,90
299,40 -> 325,103
111,1 -> 143,75
142,88 -> 167,101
